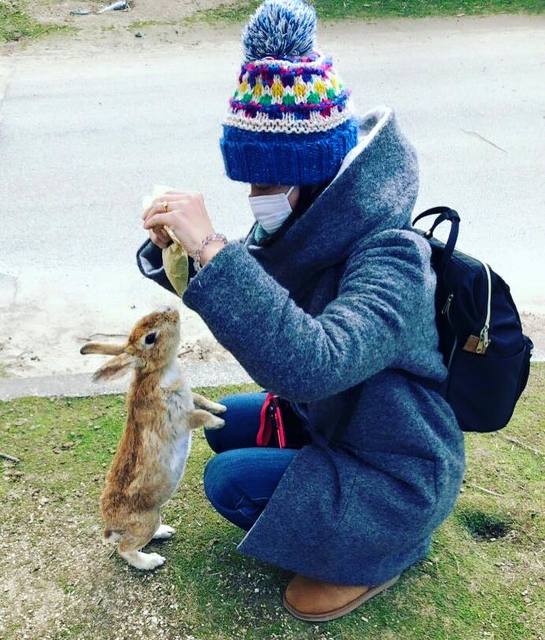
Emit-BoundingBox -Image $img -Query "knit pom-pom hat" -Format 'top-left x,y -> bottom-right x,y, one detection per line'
220,0 -> 359,186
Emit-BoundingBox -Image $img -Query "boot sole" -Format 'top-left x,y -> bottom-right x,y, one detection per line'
282,574 -> 400,623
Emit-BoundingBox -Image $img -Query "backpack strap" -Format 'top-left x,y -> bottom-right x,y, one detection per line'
412,206 -> 461,276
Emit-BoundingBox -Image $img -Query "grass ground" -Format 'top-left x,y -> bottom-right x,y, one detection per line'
190,0 -> 545,23
1,367 -> 544,639
0,0 -> 73,43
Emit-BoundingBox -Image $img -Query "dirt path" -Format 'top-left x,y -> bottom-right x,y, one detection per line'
1,503 -> 186,639
3,0 -> 239,55
33,0 -> 225,24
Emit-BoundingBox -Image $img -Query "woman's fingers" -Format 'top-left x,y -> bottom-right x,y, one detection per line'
141,191 -> 197,221
141,196 -> 189,221
144,211 -> 176,230
149,228 -> 165,248
155,227 -> 172,246
142,200 -> 172,221
149,228 -> 170,249
141,191 -> 213,256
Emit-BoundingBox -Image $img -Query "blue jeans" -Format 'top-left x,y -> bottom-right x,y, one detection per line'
204,392 -> 308,531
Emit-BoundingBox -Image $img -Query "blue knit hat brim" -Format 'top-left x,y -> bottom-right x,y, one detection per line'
220,119 -> 359,185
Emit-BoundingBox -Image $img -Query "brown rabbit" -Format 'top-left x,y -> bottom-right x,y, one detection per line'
80,306 -> 226,570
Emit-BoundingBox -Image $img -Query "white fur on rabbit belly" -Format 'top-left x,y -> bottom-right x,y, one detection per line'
160,359 -> 195,489
169,431 -> 191,483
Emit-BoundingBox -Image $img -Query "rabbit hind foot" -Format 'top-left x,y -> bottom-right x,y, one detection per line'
119,549 -> 165,571
152,524 -> 175,540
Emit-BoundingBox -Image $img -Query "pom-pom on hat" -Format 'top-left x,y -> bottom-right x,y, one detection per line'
220,0 -> 359,186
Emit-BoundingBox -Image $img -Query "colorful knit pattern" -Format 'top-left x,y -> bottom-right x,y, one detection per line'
220,1 -> 359,184
224,52 -> 353,135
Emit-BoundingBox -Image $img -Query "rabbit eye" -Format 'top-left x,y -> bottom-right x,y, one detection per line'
145,332 -> 157,345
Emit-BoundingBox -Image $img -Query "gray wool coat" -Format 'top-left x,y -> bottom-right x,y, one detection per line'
137,106 -> 465,586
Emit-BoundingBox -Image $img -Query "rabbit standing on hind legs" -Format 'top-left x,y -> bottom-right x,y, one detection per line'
80,306 -> 226,571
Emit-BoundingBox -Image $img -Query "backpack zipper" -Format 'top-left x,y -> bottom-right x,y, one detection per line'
476,262 -> 492,353
441,293 -> 454,322
441,294 -> 457,370
441,258 -> 492,354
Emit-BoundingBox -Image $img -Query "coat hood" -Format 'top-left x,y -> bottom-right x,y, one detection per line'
247,105 -> 419,281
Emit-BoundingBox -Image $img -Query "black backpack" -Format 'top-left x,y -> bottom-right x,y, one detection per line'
412,206 -> 534,433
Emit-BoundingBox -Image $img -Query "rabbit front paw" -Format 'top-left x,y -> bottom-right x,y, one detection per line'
192,393 -> 227,414
210,402 -> 227,414
205,415 -> 225,430
189,409 -> 225,431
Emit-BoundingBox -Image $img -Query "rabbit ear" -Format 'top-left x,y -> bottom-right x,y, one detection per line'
80,342 -> 125,356
92,352 -> 135,382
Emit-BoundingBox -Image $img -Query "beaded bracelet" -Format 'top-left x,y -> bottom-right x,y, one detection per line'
193,233 -> 228,272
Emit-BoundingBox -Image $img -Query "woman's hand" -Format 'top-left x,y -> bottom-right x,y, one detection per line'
143,192 -> 225,264
148,226 -> 172,249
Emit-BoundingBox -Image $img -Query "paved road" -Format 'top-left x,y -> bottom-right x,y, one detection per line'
1,15 -> 544,380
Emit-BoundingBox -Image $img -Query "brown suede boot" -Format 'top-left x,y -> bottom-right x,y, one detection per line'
283,574 -> 400,622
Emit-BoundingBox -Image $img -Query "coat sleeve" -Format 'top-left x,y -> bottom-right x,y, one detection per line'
182,231 -> 434,403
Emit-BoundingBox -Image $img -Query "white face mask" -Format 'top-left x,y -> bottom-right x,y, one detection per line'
248,186 -> 295,234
